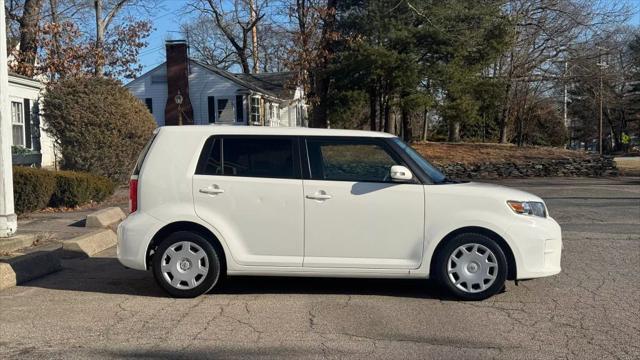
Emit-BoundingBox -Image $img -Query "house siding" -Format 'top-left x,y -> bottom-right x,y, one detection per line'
8,76 -> 56,168
126,62 -> 250,126
125,61 -> 305,128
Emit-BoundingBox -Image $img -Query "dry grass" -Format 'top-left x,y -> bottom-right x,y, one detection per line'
412,142 -> 588,166
614,157 -> 640,176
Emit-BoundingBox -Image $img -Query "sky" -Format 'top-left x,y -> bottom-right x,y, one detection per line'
138,1 -> 186,74
137,0 -> 640,76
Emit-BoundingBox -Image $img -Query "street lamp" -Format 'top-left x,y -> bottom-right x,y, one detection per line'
174,90 -> 184,126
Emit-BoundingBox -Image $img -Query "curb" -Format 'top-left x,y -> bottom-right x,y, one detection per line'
86,207 -> 126,228
0,250 -> 62,290
63,228 -> 117,257
0,233 -> 37,253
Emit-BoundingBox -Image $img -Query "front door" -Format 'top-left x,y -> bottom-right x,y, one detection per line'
303,137 -> 425,269
193,136 -> 303,267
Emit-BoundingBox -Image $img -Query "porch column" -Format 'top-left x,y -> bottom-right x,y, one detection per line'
0,0 -> 17,237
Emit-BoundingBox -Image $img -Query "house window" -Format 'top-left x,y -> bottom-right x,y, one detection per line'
236,95 -> 244,122
250,96 -> 261,125
11,101 -> 24,147
145,98 -> 153,113
217,98 -> 235,122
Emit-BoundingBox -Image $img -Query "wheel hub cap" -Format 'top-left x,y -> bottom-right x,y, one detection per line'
447,243 -> 498,293
160,241 -> 209,290
179,259 -> 192,271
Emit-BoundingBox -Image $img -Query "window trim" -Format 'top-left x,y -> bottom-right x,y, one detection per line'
302,136 -> 422,184
11,101 -> 25,147
195,135 -> 302,180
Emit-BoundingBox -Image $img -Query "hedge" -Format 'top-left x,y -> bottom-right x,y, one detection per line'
12,167 -> 116,214
12,167 -> 57,213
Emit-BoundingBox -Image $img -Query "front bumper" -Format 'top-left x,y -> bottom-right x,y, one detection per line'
506,215 -> 562,280
117,212 -> 163,271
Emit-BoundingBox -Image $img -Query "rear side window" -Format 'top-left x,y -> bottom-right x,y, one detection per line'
133,131 -> 158,176
306,139 -> 402,182
197,136 -> 299,179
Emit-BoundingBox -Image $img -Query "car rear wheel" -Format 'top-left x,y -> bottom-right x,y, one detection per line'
435,233 -> 507,300
152,231 -> 221,298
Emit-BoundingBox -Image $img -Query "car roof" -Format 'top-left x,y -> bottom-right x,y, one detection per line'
158,125 -> 396,138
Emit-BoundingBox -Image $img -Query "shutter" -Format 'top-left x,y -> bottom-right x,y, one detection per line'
208,96 -> 216,123
23,99 -> 32,149
236,95 -> 244,122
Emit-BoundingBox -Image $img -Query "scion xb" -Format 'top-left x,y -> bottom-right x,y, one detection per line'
117,126 -> 562,300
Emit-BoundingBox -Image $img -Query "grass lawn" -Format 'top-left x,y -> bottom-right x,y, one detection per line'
412,142 -> 587,166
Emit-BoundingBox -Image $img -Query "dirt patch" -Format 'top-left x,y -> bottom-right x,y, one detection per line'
412,142 -> 587,166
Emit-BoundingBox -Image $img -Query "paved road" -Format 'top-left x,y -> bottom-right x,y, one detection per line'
1,177 -> 639,359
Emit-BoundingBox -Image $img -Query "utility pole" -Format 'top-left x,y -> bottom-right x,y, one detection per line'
0,0 -> 18,237
249,0 -> 259,73
596,47 -> 608,155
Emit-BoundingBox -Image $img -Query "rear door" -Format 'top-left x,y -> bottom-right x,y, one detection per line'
193,135 -> 304,267
302,137 -> 425,269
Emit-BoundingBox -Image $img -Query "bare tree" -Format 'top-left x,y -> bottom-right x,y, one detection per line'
495,0 -> 632,143
188,0 -> 267,74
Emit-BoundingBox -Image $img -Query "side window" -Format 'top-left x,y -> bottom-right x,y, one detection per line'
307,139 -> 401,182
197,137 -> 298,179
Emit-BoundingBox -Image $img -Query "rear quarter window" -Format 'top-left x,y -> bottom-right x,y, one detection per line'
133,131 -> 158,176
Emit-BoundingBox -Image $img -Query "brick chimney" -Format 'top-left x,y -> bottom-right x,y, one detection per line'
164,40 -> 194,125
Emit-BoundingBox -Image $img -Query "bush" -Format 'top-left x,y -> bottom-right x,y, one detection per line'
12,167 -> 56,214
12,167 -> 115,214
50,171 -> 116,208
43,76 -> 156,183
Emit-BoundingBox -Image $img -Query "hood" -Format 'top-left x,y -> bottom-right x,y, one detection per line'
443,182 -> 544,203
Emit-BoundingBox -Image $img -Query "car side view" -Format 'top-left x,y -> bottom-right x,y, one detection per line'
117,126 -> 562,300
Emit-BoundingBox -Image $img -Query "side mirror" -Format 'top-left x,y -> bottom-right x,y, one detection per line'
390,165 -> 413,182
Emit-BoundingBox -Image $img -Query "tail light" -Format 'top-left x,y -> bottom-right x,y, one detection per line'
129,178 -> 138,213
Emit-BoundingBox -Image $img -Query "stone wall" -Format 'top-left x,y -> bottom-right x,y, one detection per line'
437,155 -> 618,179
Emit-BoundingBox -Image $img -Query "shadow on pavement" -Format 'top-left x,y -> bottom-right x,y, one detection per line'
25,255 -> 447,300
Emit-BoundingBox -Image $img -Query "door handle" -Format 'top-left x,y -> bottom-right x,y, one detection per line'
306,192 -> 332,201
199,186 -> 225,195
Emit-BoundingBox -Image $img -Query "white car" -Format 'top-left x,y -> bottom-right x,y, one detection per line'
117,126 -> 562,300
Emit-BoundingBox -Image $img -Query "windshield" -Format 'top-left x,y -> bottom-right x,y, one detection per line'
391,138 -> 447,184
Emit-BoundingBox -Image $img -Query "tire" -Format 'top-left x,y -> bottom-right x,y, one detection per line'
434,233 -> 508,301
152,231 -> 221,298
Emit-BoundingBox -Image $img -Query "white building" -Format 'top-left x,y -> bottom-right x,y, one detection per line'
125,40 -> 306,128
8,72 -> 56,168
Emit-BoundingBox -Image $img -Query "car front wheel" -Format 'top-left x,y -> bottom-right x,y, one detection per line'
435,233 -> 508,300
152,231 -> 221,298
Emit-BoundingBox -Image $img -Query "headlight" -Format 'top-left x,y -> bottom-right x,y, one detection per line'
507,201 -> 547,218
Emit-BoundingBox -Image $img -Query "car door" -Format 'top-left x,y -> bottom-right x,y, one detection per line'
303,137 -> 425,269
193,135 -> 304,267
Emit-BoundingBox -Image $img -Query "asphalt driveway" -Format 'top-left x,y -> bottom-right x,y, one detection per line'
1,177 -> 639,359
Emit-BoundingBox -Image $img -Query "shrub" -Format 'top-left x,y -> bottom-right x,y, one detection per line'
43,76 -> 156,183
50,171 -> 116,208
12,167 -> 56,214
12,167 -> 115,214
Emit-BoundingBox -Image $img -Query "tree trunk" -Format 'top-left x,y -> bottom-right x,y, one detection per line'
383,99 -> 392,133
401,108 -> 412,142
238,52 -> 251,74
422,108 -> 428,141
368,89 -> 377,131
309,0 -> 336,128
49,0 -> 61,79
249,0 -> 259,73
498,81 -> 511,143
448,121 -> 460,142
94,0 -> 104,76
17,0 -> 44,77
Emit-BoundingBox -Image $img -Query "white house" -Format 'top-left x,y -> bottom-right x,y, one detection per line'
8,72 -> 56,168
126,40 -> 306,128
